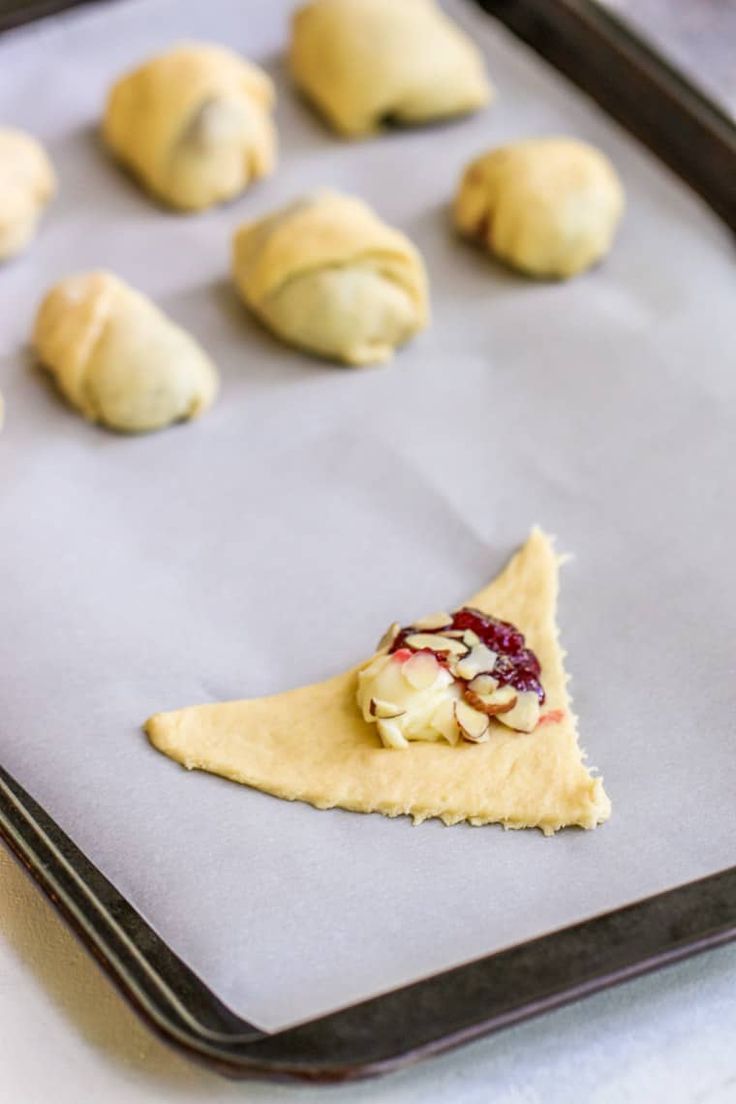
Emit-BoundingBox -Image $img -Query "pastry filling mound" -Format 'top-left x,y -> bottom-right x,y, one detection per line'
357,608 -> 545,749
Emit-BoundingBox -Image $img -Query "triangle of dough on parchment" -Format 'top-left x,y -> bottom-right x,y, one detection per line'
145,530 -> 610,834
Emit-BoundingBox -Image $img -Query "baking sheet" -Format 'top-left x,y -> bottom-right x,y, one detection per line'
601,0 -> 736,120
1,0 -> 734,1034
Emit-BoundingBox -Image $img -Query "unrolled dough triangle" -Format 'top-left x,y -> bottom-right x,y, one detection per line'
145,530 -> 610,834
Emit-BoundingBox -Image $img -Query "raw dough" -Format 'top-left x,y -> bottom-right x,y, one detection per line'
146,530 -> 610,834
103,42 -> 276,211
33,271 -> 218,433
0,127 -> 56,261
232,190 -> 429,365
290,0 -> 492,136
454,137 -> 624,279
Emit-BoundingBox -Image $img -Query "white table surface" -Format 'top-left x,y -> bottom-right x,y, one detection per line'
1,848 -> 735,1103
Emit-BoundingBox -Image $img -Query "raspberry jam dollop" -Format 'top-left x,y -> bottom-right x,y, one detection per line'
390,607 -> 545,703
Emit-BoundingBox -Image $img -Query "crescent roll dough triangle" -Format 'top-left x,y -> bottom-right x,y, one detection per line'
145,530 -> 610,834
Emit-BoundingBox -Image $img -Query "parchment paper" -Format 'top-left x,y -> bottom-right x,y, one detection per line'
1,0 -> 734,1033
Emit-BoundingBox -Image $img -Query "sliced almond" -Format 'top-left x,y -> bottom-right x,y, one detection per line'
464,685 -> 517,716
467,673 -> 499,696
377,719 -> 409,749
437,629 -> 466,639
413,611 -> 452,631
377,622 -> 400,651
402,650 -> 440,690
462,630 -> 480,647
454,700 -> 490,743
430,697 -> 461,745
497,691 -> 541,734
453,643 -> 498,681
490,684 -> 517,707
405,632 -> 469,657
370,698 -> 406,720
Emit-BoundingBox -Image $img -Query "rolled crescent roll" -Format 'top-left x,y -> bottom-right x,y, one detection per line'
0,127 -> 56,261
103,43 -> 276,211
454,138 -> 624,279
33,272 -> 218,433
290,0 -> 492,137
232,191 -> 429,365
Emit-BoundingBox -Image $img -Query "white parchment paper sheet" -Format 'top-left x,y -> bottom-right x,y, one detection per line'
1,0 -> 734,1033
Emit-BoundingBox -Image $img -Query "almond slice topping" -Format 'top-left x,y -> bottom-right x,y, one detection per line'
376,719 -> 410,749
496,690 -> 541,733
402,651 -> 441,690
453,642 -> 498,681
377,622 -> 400,651
413,611 -> 452,631
430,698 -> 461,745
467,673 -> 499,696
464,684 -> 517,716
370,698 -> 406,720
405,632 -> 469,657
454,700 -> 490,743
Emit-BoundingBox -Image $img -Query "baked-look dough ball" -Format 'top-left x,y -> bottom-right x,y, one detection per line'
454,138 -> 624,279
33,272 -> 218,433
290,0 -> 492,137
232,190 -> 429,365
0,128 -> 56,261
103,43 -> 276,211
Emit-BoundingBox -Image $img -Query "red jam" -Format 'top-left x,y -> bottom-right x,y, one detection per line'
390,607 -> 545,703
